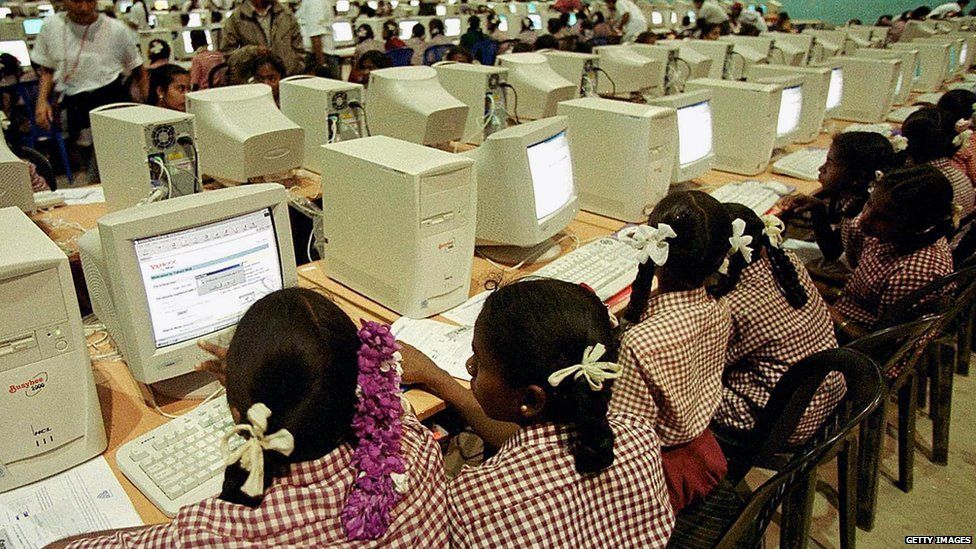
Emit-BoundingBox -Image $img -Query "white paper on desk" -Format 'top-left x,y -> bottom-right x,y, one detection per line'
57,187 -> 105,205
440,291 -> 491,327
392,317 -> 474,381
0,457 -> 142,549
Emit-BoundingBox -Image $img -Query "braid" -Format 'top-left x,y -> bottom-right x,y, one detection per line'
708,252 -> 746,300
567,376 -> 615,474
623,261 -> 655,325
766,245 -> 809,309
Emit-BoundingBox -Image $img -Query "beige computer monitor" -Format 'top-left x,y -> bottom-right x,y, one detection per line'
0,129 -> 33,212
497,53 -> 576,120
747,65 -> 832,144
647,89 -> 716,183
435,62 -> 509,145
829,57 -> 902,123
891,42 -> 950,93
593,46 -> 664,97
540,50 -> 600,98
853,48 -> 918,105
366,66 -> 468,145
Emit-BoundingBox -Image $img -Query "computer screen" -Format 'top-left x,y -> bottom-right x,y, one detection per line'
527,2 -> 537,13
948,44 -> 958,72
134,208 -> 283,348
777,85 -> 802,138
436,4 -> 447,15
687,10 -> 696,23
367,1 -> 378,9
333,21 -> 353,42
960,43 -> 969,66
528,14 -> 542,30
148,13 -> 157,27
399,19 -> 417,39
499,15 -> 508,32
154,0 -> 168,9
527,130 -> 574,220
652,11 -> 663,25
37,4 -> 53,16
336,0 -> 349,11
22,18 -> 42,35
508,3 -> 517,13
445,17 -> 461,36
676,101 -> 712,166
0,40 -> 30,66
186,12 -> 202,27
894,69 -> 904,98
568,13 -> 577,26
182,29 -> 211,52
0,7 -> 11,18
826,67 -> 843,110
670,12 -> 677,24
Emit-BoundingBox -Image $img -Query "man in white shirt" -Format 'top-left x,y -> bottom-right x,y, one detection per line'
32,0 -> 143,181
606,0 -> 647,43
928,0 -> 968,18
296,0 -> 336,75
693,0 -> 729,25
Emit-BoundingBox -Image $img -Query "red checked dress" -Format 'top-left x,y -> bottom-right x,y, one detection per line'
67,415 -> 450,548
447,413 -> 675,548
713,253 -> 846,445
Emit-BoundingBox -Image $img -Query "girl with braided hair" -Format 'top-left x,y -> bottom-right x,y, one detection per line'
708,203 -> 845,448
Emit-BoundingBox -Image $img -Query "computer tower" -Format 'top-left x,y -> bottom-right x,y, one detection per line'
91,103 -> 198,212
558,98 -> 676,223
0,131 -> 33,212
540,50 -> 599,98
435,63 -> 509,145
280,76 -> 365,173
320,136 -> 476,318
0,208 -> 107,492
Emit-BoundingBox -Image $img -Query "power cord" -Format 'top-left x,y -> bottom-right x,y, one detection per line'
500,83 -> 520,124
455,93 -> 496,152
178,135 -> 202,192
594,67 -> 616,96
349,101 -> 371,136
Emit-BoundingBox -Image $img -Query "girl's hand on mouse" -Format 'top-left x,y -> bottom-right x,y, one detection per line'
196,341 -> 228,386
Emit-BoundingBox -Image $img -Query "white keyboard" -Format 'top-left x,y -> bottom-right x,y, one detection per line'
32,190 -> 65,209
771,148 -> 828,182
887,105 -> 922,124
841,122 -> 894,136
709,180 -> 791,215
914,92 -> 944,105
534,237 -> 640,301
116,395 -> 242,517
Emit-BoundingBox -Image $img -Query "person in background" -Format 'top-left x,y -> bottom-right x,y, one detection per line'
32,0 -> 143,183
401,279 -> 676,547
517,16 -> 538,43
902,107 -> 975,222
221,0 -> 306,75
127,0 -> 149,29
888,11 -> 913,42
635,31 -> 656,44
847,18 -> 863,25
459,15 -> 488,50
382,18 -> 406,51
771,10 -> 793,32
692,0 -> 729,34
701,21 -> 722,39
146,38 -> 172,70
248,52 -> 285,104
938,89 -> 976,186
552,0 -> 582,14
349,49 -> 390,86
375,0 -> 393,17
546,16 -> 564,37
189,29 -> 225,90
738,8 -> 767,32
51,289 -> 450,547
591,11 -> 614,38
444,45 -> 473,63
728,1 -> 742,33
534,34 -> 559,50
928,0 -> 969,19
296,0 -> 336,77
875,14 -> 894,26
487,12 -> 510,41
427,18 -> 452,46
353,23 -> 384,62
405,23 -> 426,64
147,63 -> 190,111
607,0 -> 646,42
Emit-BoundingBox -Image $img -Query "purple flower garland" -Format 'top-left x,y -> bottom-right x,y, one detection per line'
342,320 -> 407,541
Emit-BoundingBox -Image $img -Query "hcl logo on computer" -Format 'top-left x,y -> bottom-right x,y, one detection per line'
8,372 -> 47,397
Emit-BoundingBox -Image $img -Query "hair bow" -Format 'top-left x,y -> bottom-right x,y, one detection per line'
618,223 -> 677,266
149,40 -> 164,54
0,112 -> 9,131
956,118 -> 973,133
548,343 -> 622,392
761,214 -> 785,248
222,403 -> 295,497
728,218 -> 754,262
954,128 -> 973,148
889,134 -> 909,153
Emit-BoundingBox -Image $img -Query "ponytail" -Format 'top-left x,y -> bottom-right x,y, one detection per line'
623,261 -> 656,325
567,375 -> 615,474
766,245 -> 808,309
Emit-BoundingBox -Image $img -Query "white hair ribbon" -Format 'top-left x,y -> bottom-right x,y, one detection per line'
618,223 -> 677,266
729,218 -> 754,263
874,170 -> 885,183
955,118 -> 973,133
222,403 -> 295,497
547,343 -> 622,392
954,128 -> 973,147
890,134 -> 909,153
761,214 -> 785,248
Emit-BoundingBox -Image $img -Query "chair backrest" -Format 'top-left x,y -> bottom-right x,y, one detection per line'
716,349 -> 884,549
557,35 -> 579,51
471,39 -> 500,65
207,62 -> 229,89
424,44 -> 454,65
878,264 -> 976,328
386,47 -> 415,66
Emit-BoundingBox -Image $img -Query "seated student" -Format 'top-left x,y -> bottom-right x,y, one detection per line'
460,15 -> 488,51
353,24 -> 385,62
609,190 -> 732,513
146,39 -> 172,70
831,166 -> 955,345
147,64 -> 190,111
938,89 -> 976,186
512,41 -> 536,53
189,29 -> 225,90
247,52 -> 286,105
444,45 -> 474,63
53,289 -> 448,547
771,10 -> 793,32
382,19 -> 407,51
534,34 -> 560,50
487,12 -> 511,41
401,279 -> 675,547
547,15 -> 569,39
700,21 -> 723,39
405,23 -> 426,64
428,18 -> 453,47
517,16 -> 539,43
635,31 -> 657,44
902,107 -> 975,223
349,49 -> 392,86
777,132 -> 897,268
708,205 -> 845,448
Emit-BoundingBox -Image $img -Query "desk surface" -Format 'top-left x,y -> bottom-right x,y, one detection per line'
29,109 -> 875,527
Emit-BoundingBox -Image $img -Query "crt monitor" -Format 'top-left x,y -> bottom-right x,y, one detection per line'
365,66 -> 468,145
399,19 -> 417,39
0,7 -> 11,17
499,14 -> 508,32
185,84 -> 304,182
436,4 -> 447,15
336,0 -> 349,11
22,18 -> 42,35
333,21 -> 353,42
0,40 -> 30,67
154,0 -> 168,9
527,1 -> 537,13
825,65 -> 843,114
747,64 -> 833,144
757,75 -> 804,148
528,14 -> 542,29
77,184 -> 298,398
648,89 -> 715,183
0,129 -> 33,212
594,46 -> 663,96
463,116 -> 579,263
891,42 -> 950,93
830,57 -> 900,123
186,11 -> 202,27
497,53 -> 576,120
445,17 -> 461,36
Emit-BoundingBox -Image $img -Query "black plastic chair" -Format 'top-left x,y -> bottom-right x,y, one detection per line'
385,47 -> 415,66
669,349 -> 884,549
471,39 -> 500,65
423,44 -> 454,64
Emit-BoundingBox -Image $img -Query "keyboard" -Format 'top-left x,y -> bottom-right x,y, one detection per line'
914,92 -> 944,105
887,105 -> 922,124
533,237 -> 640,301
709,180 -> 792,215
771,148 -> 828,182
116,395 -> 242,517
841,122 -> 893,136
32,190 -> 65,209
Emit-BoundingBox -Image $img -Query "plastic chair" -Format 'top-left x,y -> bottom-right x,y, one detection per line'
670,349 -> 884,549
15,80 -> 72,184
423,44 -> 454,65
18,145 -> 57,191
385,47 -> 415,66
470,39 -> 500,65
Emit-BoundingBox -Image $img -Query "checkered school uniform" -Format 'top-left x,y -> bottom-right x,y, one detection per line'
69,415 -> 449,548
951,134 -> 976,190
448,413 -> 675,548
610,288 -> 732,447
835,237 -> 954,330
929,158 -> 975,220
836,198 -> 865,266
712,253 -> 846,445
